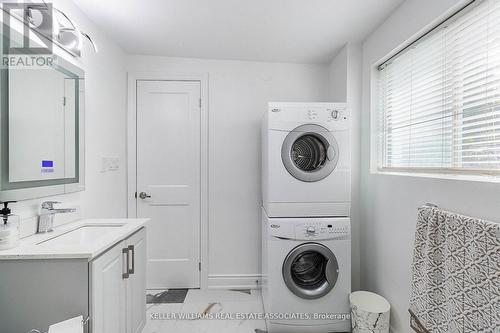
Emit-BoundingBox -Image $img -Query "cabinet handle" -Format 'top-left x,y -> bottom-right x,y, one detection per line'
122,248 -> 129,279
128,245 -> 135,275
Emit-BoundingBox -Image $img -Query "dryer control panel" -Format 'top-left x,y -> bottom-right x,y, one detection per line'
305,106 -> 348,123
267,102 -> 350,132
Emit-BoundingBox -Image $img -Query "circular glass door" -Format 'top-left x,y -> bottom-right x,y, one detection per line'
282,243 -> 339,299
281,124 -> 339,182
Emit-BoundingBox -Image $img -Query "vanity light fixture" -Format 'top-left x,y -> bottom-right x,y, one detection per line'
24,1 -> 98,57
52,7 -> 98,55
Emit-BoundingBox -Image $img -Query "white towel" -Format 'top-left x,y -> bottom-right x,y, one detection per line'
409,206 -> 500,333
48,316 -> 83,333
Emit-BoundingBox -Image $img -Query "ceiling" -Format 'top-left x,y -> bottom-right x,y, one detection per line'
72,0 -> 404,64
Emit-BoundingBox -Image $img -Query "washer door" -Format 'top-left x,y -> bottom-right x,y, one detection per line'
282,243 -> 339,299
281,124 -> 339,182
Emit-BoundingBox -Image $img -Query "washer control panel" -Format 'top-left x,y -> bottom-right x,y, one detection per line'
295,219 -> 350,240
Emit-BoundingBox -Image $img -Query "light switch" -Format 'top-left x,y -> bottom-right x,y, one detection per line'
109,157 -> 120,171
101,157 -> 120,172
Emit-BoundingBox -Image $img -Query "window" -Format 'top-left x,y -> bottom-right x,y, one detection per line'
378,0 -> 500,175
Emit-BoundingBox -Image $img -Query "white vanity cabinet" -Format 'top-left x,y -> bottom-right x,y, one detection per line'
90,240 -> 126,333
0,221 -> 147,333
126,229 -> 147,333
91,228 -> 146,333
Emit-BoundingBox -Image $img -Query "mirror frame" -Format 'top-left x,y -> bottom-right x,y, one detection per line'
0,55 -> 85,201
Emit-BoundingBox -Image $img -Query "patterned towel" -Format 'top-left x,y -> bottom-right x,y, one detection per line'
409,206 -> 500,333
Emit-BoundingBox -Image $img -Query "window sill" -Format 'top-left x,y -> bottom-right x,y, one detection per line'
371,169 -> 500,184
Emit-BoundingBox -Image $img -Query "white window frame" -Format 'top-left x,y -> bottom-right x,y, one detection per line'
370,0 -> 500,183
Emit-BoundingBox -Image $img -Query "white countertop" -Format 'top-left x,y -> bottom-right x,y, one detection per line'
0,218 -> 149,260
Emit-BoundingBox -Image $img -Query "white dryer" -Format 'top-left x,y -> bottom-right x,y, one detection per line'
261,210 -> 351,333
262,102 -> 350,218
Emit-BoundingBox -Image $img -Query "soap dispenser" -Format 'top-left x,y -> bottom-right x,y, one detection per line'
0,201 -> 20,250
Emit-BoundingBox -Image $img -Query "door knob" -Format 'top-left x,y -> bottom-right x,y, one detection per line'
138,192 -> 151,199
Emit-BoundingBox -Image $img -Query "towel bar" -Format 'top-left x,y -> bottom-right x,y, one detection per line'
423,203 -> 438,208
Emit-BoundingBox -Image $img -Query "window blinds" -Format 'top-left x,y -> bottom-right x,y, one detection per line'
378,0 -> 500,172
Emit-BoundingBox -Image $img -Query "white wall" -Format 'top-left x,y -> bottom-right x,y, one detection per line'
345,43 -> 363,292
328,46 -> 347,102
127,55 -> 331,288
360,0 -> 500,332
13,0 -> 127,235
328,43 -> 363,292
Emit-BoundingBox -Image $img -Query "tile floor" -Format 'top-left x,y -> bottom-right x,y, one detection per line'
142,289 -> 266,333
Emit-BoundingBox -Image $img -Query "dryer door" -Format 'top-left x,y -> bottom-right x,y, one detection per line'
282,243 -> 339,299
281,124 -> 339,182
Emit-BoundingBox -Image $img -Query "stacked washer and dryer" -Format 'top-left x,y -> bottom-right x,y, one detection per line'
261,102 -> 351,333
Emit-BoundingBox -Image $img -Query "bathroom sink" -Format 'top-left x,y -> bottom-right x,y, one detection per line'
37,224 -> 125,246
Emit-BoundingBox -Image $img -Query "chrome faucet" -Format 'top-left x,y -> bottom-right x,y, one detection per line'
37,201 -> 77,233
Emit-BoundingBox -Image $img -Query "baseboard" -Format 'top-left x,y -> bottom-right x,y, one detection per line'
207,274 -> 262,290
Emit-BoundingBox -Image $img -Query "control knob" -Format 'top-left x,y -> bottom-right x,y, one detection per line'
331,109 -> 339,119
306,226 -> 316,234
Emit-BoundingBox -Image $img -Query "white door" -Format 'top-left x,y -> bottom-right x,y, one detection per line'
126,229 -> 147,333
91,241 -> 127,333
136,80 -> 201,289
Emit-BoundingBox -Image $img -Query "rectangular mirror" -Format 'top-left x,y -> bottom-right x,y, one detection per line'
0,32 -> 85,200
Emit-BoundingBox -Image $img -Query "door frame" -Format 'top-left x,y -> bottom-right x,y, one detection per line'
127,72 -> 209,289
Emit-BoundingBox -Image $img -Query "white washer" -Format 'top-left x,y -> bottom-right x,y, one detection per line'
262,102 -> 350,218
261,211 -> 351,333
